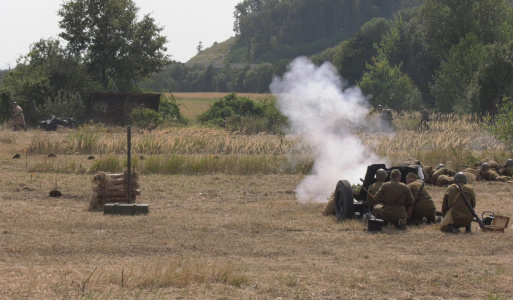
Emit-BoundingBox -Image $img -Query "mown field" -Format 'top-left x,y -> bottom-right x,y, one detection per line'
0,93 -> 512,299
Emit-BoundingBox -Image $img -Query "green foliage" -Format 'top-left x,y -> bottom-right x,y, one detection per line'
36,90 -> 86,120
58,0 -> 170,92
430,34 -> 484,114
233,0 -> 409,63
332,18 -> 393,85
197,93 -> 287,134
90,155 -> 123,173
359,54 -> 422,111
476,41 -> 513,115
485,96 -> 513,153
0,38 -> 89,124
129,108 -> 164,129
158,94 -> 188,125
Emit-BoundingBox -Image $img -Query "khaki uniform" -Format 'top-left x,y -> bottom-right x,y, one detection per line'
503,165 -> 513,177
367,180 -> 384,208
373,180 -> 414,223
418,108 -> 430,130
380,109 -> 393,129
12,105 -> 26,126
481,169 -> 510,182
407,180 -> 436,223
441,183 -> 476,229
431,168 -> 455,186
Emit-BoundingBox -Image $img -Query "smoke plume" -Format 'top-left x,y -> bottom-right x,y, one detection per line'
270,57 -> 386,203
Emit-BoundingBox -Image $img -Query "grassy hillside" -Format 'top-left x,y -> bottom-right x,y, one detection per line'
186,37 -> 236,65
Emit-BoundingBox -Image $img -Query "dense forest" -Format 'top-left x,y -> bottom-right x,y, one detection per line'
2,0 -> 513,124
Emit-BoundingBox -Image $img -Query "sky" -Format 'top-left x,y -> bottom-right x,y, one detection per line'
0,0 -> 242,69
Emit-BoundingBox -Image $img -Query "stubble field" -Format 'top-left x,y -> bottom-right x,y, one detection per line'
1,94 -> 513,299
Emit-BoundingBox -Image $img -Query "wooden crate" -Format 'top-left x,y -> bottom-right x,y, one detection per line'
482,215 -> 510,232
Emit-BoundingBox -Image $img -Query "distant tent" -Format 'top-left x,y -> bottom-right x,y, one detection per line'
87,93 -> 161,125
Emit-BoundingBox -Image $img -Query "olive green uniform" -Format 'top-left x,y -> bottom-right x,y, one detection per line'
441,183 -> 476,229
431,168 -> 455,186
407,180 -> 436,223
373,181 -> 414,223
367,180 -> 385,209
503,165 -> 513,177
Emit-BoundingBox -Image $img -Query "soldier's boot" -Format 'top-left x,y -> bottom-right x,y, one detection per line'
447,225 -> 461,234
397,219 -> 406,230
20,125 -> 27,132
465,225 -> 472,233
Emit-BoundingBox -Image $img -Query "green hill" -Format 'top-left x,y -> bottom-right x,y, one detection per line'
187,37 -> 236,65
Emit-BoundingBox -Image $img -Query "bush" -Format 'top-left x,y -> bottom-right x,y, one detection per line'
129,108 -> 164,129
197,93 -> 287,134
36,89 -> 86,120
485,96 -> 513,153
159,94 -> 188,125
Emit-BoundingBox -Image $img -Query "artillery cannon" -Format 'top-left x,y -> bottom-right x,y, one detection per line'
334,164 -> 419,221
38,115 -> 78,131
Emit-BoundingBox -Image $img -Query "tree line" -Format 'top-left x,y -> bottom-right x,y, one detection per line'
2,0 -> 513,125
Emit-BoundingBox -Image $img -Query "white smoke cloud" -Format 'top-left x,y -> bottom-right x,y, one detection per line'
270,56 -> 387,203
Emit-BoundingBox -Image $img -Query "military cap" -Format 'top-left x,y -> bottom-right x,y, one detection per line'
406,172 -> 418,180
390,169 -> 401,179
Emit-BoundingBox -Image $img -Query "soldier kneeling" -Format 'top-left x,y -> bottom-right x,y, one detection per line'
440,172 -> 476,234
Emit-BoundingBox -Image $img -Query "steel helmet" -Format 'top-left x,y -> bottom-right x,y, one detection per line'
375,169 -> 388,181
436,164 -> 445,170
455,172 -> 467,184
506,159 -> 513,167
481,163 -> 491,172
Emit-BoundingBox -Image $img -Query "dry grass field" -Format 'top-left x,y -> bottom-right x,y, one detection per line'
1,104 -> 513,299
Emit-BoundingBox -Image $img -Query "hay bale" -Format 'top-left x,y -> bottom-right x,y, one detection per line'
90,170 -> 141,210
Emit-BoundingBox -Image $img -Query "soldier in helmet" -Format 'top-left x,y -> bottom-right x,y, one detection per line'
373,169 -> 414,230
479,162 -> 510,182
406,172 -> 436,224
366,168 -> 388,209
417,106 -> 430,131
431,164 -> 456,186
502,159 -> 513,177
440,172 -> 476,233
379,107 -> 394,132
11,102 -> 27,132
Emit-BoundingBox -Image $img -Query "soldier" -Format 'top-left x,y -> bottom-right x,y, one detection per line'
366,168 -> 388,209
406,172 -> 436,225
380,107 -> 393,131
480,162 -> 510,182
417,106 -> 430,131
501,159 -> 513,177
431,164 -> 455,186
11,102 -> 27,132
373,169 -> 414,230
440,172 -> 476,234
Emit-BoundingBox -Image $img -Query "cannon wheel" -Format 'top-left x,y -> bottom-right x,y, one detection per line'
334,180 -> 354,221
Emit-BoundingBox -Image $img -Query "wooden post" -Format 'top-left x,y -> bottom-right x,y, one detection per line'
127,125 -> 132,204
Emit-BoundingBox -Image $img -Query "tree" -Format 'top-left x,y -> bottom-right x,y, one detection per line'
333,18 -> 393,85
359,53 -> 421,111
197,41 -> 203,54
58,0 -> 170,92
486,96 -> 513,153
430,34 -> 484,114
0,38 -> 89,123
